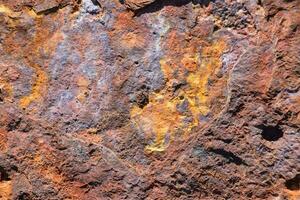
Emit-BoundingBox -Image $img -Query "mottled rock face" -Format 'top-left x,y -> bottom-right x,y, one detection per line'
124,0 -> 157,10
0,0 -> 299,199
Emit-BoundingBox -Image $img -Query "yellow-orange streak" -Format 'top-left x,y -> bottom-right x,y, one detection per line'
130,40 -> 227,152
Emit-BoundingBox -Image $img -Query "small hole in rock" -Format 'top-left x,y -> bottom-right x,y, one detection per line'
285,174 -> 300,191
259,125 -> 283,141
0,166 -> 10,181
213,24 -> 220,32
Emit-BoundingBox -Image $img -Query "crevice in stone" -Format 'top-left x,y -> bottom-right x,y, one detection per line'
257,0 -> 263,6
133,0 -> 214,17
0,87 -> 4,103
285,174 -> 300,191
0,166 -> 10,181
32,0 -> 72,15
209,148 -> 248,166
91,0 -> 101,7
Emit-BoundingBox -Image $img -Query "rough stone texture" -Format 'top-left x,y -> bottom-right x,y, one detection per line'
0,0 -> 299,199
124,0 -> 157,10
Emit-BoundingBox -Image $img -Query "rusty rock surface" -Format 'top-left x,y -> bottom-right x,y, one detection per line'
0,0 -> 299,199
124,0 -> 157,10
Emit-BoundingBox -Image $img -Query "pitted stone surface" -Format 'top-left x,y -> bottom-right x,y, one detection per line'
0,0 -> 299,199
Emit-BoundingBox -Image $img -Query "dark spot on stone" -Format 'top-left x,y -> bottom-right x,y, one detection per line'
290,24 -> 298,32
213,189 -> 222,195
213,24 -> 221,32
134,0 -> 214,17
258,125 -> 283,141
172,81 -> 186,93
209,148 -> 248,165
136,92 -> 149,108
0,89 -> 4,102
7,118 -> 21,132
92,0 -> 101,7
15,192 -> 31,200
257,0 -> 263,6
285,174 -> 300,191
0,166 -> 10,181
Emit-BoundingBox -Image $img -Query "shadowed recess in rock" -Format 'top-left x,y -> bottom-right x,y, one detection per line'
132,0 -> 215,16
285,174 -> 300,191
258,125 -> 284,141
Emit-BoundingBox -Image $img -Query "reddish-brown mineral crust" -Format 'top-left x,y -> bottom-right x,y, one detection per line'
123,0 -> 157,10
0,0 -> 299,199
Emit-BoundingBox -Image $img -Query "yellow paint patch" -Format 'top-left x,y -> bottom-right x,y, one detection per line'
130,40 -> 227,152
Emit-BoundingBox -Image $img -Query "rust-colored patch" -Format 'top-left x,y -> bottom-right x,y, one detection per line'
121,32 -> 145,49
111,11 -> 147,51
76,76 -> 90,103
0,129 -> 8,153
0,78 -> 13,103
284,189 -> 300,200
19,64 -> 48,109
131,40 -> 227,152
1,4 -> 63,109
0,180 -> 12,200
18,17 -> 64,109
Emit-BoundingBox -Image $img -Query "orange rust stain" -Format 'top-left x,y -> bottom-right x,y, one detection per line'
33,153 -> 64,184
76,128 -> 103,144
43,31 -> 64,56
114,12 -> 136,30
121,32 -> 145,49
0,129 -> 8,152
19,65 -> 48,109
111,11 -> 147,50
0,4 -> 63,109
0,180 -> 12,200
27,139 -> 87,199
18,14 -> 63,109
76,76 -> 90,103
0,78 -> 13,103
131,40 -> 227,152
0,4 -> 22,18
284,189 -> 300,200
28,138 -> 66,186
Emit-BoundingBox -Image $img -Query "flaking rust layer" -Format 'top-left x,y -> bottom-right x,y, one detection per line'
0,0 -> 299,199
